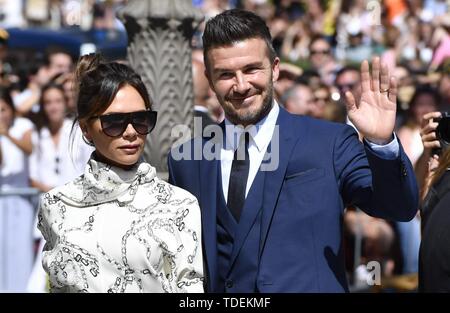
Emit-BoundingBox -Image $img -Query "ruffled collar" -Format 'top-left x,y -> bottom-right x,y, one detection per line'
56,156 -> 157,206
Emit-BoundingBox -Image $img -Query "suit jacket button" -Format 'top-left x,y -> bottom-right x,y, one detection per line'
401,163 -> 407,177
226,280 -> 233,288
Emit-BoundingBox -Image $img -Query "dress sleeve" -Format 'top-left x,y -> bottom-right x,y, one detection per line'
37,193 -> 56,253
173,195 -> 205,293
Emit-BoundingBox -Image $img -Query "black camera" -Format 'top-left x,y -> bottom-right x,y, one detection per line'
435,112 -> 450,153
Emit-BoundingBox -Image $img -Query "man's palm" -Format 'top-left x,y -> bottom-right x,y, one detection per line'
345,58 -> 397,144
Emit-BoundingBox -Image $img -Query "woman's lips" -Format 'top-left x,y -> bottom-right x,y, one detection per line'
118,144 -> 140,154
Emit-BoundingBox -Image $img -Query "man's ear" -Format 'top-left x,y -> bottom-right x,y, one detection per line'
272,57 -> 280,83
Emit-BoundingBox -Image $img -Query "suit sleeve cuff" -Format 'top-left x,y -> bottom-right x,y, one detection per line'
364,133 -> 399,160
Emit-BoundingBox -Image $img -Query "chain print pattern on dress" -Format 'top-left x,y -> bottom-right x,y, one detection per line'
37,159 -> 203,293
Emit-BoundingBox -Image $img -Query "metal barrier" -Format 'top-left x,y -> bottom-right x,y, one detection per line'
0,187 -> 40,197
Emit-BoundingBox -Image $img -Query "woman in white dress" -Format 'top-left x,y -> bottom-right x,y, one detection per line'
37,54 -> 204,293
27,82 -> 93,293
0,87 -> 34,291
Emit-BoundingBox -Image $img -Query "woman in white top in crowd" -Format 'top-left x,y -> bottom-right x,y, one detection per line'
27,82 -> 93,292
29,82 -> 92,192
0,87 -> 34,291
37,53 -> 204,293
396,85 -> 439,275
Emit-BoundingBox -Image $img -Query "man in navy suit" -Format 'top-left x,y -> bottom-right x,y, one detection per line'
168,9 -> 418,292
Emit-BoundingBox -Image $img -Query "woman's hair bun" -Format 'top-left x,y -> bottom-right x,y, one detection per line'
75,53 -> 104,84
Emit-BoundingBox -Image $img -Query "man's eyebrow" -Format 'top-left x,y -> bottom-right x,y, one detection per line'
242,62 -> 264,69
212,62 -> 265,73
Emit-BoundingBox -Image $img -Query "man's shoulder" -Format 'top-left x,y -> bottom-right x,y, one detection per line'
285,113 -> 353,138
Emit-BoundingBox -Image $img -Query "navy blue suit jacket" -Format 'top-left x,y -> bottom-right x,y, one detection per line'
168,108 -> 419,292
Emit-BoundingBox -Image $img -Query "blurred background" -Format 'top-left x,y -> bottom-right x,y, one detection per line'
0,0 -> 449,293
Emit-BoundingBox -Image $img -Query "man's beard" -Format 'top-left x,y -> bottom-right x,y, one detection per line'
221,82 -> 274,127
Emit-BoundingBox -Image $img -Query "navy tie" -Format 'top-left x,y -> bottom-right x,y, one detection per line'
227,132 -> 250,222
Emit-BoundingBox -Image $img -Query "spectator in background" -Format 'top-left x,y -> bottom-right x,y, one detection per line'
345,31 -> 373,64
382,26 -> 402,71
26,82 -> 92,292
310,83 -> 338,121
344,208 -> 396,288
281,82 -> 314,116
335,65 -> 362,126
437,58 -> 450,111
304,0 -> 326,36
429,14 -> 450,72
53,71 -> 77,118
45,46 -> 73,78
12,61 -> 54,119
394,65 -> 416,112
418,112 -> 450,292
309,35 -> 341,86
273,62 -> 303,102
12,45 -> 74,122
0,87 -> 34,292
398,85 -> 439,171
396,85 -> 439,275
29,82 -> 91,193
280,19 -> 312,62
192,59 -> 217,137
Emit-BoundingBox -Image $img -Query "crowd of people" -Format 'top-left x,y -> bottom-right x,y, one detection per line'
0,0 -> 449,292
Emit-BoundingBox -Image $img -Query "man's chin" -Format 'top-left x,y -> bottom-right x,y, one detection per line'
225,108 -> 262,126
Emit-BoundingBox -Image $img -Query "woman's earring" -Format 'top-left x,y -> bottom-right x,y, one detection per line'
82,134 -> 95,147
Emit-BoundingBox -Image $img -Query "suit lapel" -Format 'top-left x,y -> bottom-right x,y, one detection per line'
259,109 -> 302,257
199,132 -> 222,292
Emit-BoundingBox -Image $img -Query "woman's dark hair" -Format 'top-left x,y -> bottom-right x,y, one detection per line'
74,53 -> 152,124
202,9 -> 277,69
35,82 -> 66,132
0,87 -> 16,116
409,85 -> 440,110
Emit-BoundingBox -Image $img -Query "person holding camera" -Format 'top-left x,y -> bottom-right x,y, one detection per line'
418,111 -> 450,292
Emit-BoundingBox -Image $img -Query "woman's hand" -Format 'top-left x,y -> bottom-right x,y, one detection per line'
419,112 -> 443,200
420,111 -> 442,151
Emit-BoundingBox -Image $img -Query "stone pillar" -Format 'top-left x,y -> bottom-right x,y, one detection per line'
118,0 -> 203,179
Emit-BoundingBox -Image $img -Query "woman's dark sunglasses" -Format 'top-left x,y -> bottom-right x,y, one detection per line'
91,110 -> 157,137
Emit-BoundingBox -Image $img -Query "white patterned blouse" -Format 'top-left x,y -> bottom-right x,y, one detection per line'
37,157 -> 204,293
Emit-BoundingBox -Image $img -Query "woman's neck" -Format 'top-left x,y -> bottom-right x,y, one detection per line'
49,120 -> 64,135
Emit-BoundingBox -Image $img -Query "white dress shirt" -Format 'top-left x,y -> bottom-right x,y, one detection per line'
220,101 -> 400,203
221,103 -> 279,200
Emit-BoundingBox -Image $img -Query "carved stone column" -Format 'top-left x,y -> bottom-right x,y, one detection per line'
118,0 -> 203,178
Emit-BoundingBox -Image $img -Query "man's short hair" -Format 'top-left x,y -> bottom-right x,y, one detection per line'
202,9 -> 277,68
